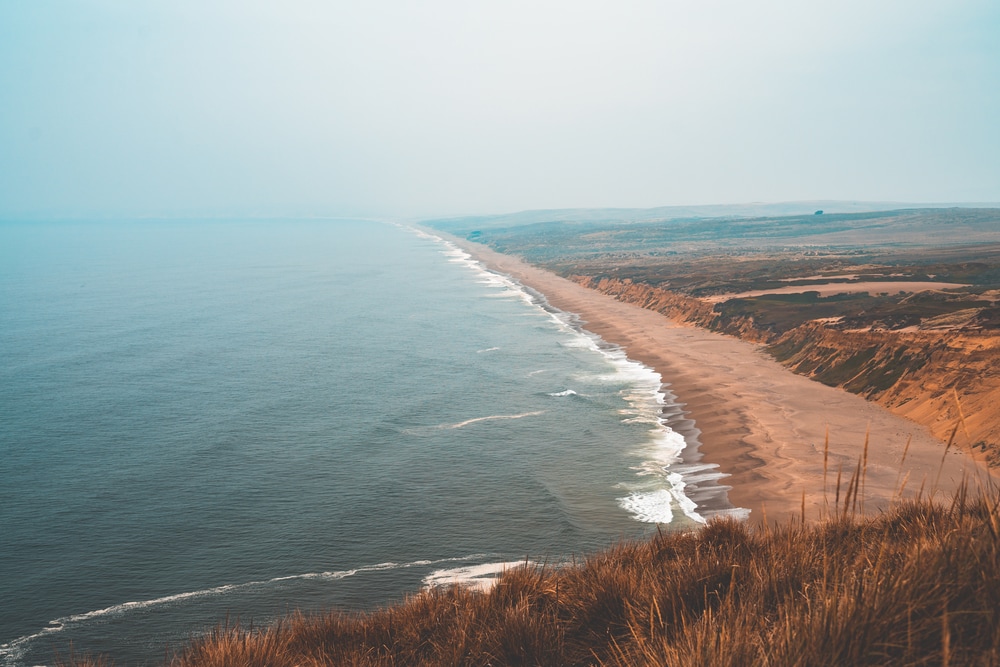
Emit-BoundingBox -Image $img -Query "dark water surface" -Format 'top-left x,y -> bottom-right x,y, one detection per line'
0,219 -> 733,665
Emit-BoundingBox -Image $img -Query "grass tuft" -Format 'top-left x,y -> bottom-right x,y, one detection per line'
61,485 -> 1000,667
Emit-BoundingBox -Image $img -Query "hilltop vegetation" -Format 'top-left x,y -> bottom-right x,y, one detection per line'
68,487 -> 1000,666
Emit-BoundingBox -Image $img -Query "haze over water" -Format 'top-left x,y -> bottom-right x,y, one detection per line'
0,219 -> 735,666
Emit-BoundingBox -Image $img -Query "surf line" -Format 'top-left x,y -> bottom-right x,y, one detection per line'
0,554 -> 490,667
400,223 -> 731,525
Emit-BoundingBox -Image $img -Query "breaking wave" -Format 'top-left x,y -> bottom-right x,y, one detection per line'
401,224 -> 745,526
0,555 -> 487,667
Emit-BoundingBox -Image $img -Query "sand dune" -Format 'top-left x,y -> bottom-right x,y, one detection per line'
701,280 -> 968,303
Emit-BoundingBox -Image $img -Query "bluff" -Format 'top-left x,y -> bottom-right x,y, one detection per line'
576,276 -> 1000,464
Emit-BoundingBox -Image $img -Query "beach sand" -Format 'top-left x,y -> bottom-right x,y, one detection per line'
445,234 -> 994,524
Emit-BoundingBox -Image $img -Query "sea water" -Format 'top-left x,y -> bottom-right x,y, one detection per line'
0,219 -> 738,666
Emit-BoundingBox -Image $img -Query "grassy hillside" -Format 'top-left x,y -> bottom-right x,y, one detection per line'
68,483 -> 1000,666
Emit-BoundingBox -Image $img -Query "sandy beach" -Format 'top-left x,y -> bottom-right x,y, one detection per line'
444,233 -> 994,524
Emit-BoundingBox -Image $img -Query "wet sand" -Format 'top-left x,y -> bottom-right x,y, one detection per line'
443,233 -> 994,524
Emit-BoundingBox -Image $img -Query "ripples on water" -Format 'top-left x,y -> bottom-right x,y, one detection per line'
0,219 -> 739,666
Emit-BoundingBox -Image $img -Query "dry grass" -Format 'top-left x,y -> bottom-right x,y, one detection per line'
63,481 -> 1000,667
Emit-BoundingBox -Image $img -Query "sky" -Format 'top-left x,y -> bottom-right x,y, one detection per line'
1,0 -> 999,219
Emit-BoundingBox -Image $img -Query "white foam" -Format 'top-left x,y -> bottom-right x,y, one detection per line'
645,429 -> 689,464
477,346 -> 500,353
423,561 -> 532,593
402,411 -> 547,436
618,474 -> 706,525
580,338 -> 740,525
560,335 -> 602,351
619,489 -> 674,524
667,462 -> 731,485
397,224 -> 748,526
548,389 -> 577,397
406,228 -> 537,308
668,472 -> 707,523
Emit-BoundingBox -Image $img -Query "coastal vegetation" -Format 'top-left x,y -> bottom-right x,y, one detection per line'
66,484 -> 1000,666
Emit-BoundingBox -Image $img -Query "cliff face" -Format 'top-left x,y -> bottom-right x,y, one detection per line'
577,276 -> 726,331
575,276 -> 778,343
577,276 -> 1000,464
770,325 -> 1000,459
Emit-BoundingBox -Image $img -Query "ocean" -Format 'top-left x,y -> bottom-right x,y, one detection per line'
0,219 -> 736,666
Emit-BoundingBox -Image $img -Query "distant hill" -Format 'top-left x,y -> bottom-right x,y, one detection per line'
424,201 -> 1000,234
433,208 -> 1000,264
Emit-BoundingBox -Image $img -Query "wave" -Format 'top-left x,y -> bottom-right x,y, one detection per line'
0,554 -> 488,667
402,226 -> 536,307
619,489 -> 676,524
401,411 -> 547,435
477,346 -> 500,353
618,472 -> 705,525
437,411 -> 545,430
399,224 -> 746,525
579,336 -> 713,525
548,389 -> 577,397
423,560 -> 533,593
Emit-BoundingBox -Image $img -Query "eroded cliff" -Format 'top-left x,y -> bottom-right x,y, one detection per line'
577,276 -> 1000,464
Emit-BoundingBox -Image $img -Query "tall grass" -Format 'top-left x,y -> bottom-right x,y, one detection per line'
65,481 -> 1000,667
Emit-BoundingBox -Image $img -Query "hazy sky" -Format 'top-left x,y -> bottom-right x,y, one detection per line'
2,0 -> 998,219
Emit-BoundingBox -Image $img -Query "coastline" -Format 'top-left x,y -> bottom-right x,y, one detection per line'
440,232 -> 994,523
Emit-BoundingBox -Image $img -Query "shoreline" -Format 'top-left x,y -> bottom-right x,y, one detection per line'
440,232 -> 994,523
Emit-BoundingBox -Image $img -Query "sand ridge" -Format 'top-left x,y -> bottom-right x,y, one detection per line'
442,233 -> 994,524
700,280 -> 969,303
